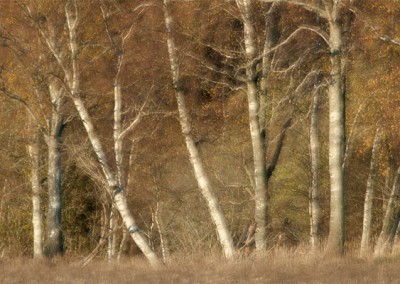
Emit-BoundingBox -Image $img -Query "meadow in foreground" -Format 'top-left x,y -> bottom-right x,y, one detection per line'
2,247 -> 400,284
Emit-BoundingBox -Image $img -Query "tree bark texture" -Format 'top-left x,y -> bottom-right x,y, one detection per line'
44,80 -> 64,257
326,8 -> 346,255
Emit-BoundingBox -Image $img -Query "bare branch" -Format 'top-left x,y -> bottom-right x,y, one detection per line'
19,3 -> 70,81
118,86 -> 153,140
269,26 -> 329,55
349,7 -> 400,47
379,36 -> 400,46
0,88 -> 40,124
343,93 -> 373,168
260,0 -> 328,19
266,116 -> 292,178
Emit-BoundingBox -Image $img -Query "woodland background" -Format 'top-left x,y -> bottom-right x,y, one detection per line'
0,0 -> 399,266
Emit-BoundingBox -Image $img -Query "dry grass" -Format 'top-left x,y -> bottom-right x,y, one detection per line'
1,248 -> 400,283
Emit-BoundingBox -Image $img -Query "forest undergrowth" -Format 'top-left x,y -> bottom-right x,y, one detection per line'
1,246 -> 400,284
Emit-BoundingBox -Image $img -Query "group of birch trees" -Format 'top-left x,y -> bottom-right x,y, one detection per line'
0,0 -> 400,264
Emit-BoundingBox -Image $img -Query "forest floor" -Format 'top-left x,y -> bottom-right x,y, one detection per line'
1,247 -> 400,283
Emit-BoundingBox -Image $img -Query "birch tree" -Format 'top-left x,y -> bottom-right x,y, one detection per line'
236,0 -> 269,251
23,0 -> 160,266
262,0 -> 347,254
66,1 -> 159,266
162,0 -> 235,259
309,85 -> 322,250
374,166 -> 400,256
0,82 -> 62,258
27,115 -> 43,258
360,124 -> 382,256
44,79 -> 65,257
99,1 -> 151,260
236,0 -> 318,250
233,0 -> 292,251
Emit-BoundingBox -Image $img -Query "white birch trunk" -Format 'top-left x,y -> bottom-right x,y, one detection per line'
237,0 -> 268,251
28,124 -> 43,258
108,82 -> 123,261
238,0 -> 286,251
118,142 -> 136,260
64,2 -> 160,266
108,208 -> 115,261
71,92 -> 160,266
44,80 -> 64,257
374,167 -> 400,256
360,125 -> 382,256
326,8 -> 345,255
117,141 -> 135,260
162,0 -> 235,259
114,83 -> 125,189
382,165 -> 394,215
154,201 -> 170,264
309,89 -> 321,250
259,3 -> 278,139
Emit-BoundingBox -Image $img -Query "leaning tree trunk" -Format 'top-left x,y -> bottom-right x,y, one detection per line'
325,13 -> 346,255
360,125 -> 382,256
71,94 -> 160,266
374,167 -> 400,257
162,0 -> 235,259
44,81 -> 64,257
309,88 -> 322,251
28,122 -> 43,258
64,2 -> 160,266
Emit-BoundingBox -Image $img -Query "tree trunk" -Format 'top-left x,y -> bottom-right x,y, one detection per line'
326,13 -> 346,255
71,95 -> 160,266
28,124 -> 43,258
107,208 -> 115,261
162,0 -> 235,259
237,0 -> 268,251
388,209 -> 400,247
383,164 -> 395,215
118,142 -> 137,261
309,88 -> 321,251
154,201 -> 170,264
360,125 -> 382,256
44,81 -> 64,257
64,2 -> 160,266
374,167 -> 400,256
259,3 -> 279,141
108,82 -> 123,261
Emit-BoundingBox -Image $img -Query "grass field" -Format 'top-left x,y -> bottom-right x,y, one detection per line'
1,248 -> 400,283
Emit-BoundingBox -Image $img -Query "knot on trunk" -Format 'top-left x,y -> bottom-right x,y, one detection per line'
112,186 -> 124,197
